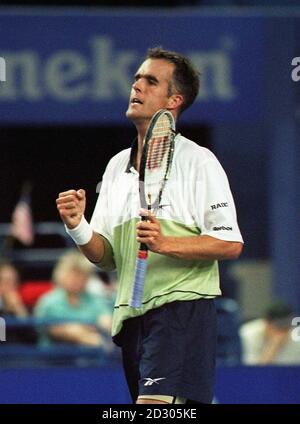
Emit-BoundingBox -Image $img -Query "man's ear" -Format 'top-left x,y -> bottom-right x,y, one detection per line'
167,94 -> 184,111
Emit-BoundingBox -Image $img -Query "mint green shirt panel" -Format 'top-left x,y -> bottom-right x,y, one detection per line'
111,218 -> 220,337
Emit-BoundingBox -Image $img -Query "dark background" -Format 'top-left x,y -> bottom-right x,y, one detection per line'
1,125 -> 211,222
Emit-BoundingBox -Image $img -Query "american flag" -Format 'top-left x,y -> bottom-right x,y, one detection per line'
10,190 -> 34,246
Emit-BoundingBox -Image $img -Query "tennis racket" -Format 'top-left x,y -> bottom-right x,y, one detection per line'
129,109 -> 176,308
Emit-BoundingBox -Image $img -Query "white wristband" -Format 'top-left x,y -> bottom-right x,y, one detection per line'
65,216 -> 93,246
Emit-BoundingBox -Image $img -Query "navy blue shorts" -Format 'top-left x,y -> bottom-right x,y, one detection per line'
114,299 -> 217,404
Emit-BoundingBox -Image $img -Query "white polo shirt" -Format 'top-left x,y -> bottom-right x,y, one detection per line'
91,134 -> 243,337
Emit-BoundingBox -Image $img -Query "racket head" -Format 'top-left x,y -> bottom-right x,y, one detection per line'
139,109 -> 175,210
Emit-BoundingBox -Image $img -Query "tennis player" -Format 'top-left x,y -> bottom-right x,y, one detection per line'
56,47 -> 243,404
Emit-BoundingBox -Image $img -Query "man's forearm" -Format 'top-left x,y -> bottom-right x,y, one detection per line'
136,213 -> 243,261
49,324 -> 102,347
78,231 -> 105,264
157,235 -> 243,261
78,232 -> 115,271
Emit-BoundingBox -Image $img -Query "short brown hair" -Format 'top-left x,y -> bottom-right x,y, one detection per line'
147,47 -> 200,114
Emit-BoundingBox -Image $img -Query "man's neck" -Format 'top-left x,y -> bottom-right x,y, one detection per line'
134,123 -> 148,172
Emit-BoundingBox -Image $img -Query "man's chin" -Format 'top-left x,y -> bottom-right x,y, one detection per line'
126,109 -> 144,122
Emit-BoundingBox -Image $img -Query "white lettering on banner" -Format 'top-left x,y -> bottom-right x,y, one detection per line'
0,52 -> 41,99
0,35 -> 237,102
190,51 -> 236,100
92,36 -> 136,99
0,57 -> 6,82
291,57 -> 300,82
0,317 -> 6,342
45,51 -> 89,100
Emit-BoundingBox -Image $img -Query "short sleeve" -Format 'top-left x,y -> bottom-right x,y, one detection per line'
90,165 -> 116,271
90,167 -> 113,245
196,159 -> 243,243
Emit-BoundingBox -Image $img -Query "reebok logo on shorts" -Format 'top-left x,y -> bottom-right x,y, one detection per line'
143,377 -> 166,386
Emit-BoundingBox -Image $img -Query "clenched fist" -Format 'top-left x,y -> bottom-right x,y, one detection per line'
56,189 -> 86,229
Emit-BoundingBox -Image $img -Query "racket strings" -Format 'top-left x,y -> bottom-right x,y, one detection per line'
147,135 -> 170,169
146,116 -> 171,170
143,111 -> 175,209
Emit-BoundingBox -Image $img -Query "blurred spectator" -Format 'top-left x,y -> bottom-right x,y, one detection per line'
240,300 -> 300,365
34,250 -> 113,349
0,261 -> 37,343
87,271 -> 117,311
0,262 -> 28,318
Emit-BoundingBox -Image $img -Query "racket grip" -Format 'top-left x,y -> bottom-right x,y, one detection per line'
140,214 -> 149,251
130,252 -> 148,308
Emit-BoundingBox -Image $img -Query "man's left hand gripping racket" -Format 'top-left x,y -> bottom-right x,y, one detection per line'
129,109 -> 176,308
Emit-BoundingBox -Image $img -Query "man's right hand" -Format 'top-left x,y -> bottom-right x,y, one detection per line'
56,189 -> 86,229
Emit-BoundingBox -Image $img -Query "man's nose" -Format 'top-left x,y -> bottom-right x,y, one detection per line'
132,79 -> 142,92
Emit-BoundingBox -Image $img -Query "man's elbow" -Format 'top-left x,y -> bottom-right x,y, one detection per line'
229,242 -> 243,259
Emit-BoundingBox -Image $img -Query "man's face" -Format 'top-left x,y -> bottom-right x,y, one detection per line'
126,58 -> 175,125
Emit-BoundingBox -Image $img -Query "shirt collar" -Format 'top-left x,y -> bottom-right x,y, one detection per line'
125,137 -> 138,173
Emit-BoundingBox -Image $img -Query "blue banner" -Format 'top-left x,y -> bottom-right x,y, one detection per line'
0,365 -> 300,403
0,9 -> 265,125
